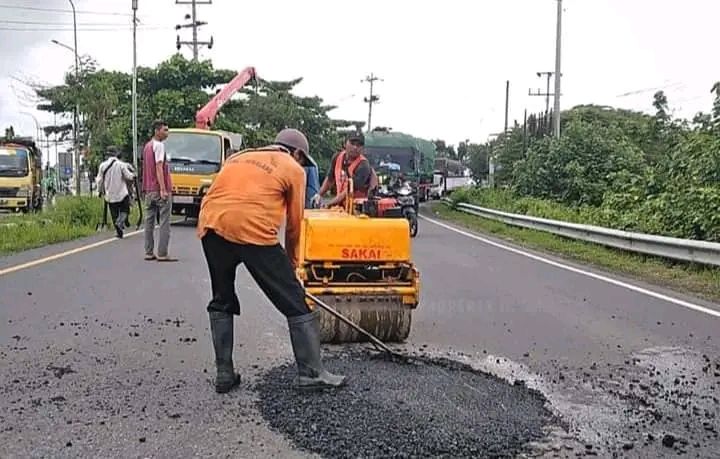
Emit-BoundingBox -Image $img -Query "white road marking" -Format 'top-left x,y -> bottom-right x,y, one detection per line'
420,214 -> 720,319
0,229 -> 143,277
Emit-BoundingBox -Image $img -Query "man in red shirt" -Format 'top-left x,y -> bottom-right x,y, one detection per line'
142,120 -> 177,261
197,128 -> 347,393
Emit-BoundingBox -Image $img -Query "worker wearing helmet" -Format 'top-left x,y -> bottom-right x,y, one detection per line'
314,131 -> 376,208
196,128 -> 347,394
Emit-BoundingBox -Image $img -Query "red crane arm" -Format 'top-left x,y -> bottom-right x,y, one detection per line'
194,66 -> 257,129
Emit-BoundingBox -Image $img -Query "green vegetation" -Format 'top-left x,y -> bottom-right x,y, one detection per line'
449,86 -> 720,243
430,201 -> 720,303
28,53 -> 364,177
0,197 -> 139,255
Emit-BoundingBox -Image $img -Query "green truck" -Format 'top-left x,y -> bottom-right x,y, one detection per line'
363,129 -> 437,202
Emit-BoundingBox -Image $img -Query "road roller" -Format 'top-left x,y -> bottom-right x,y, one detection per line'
296,182 -> 421,344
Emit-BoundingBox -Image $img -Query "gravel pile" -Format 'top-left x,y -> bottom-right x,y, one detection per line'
255,349 -> 560,458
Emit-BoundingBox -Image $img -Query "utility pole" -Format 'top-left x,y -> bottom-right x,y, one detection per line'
553,0 -> 563,137
503,80 -> 510,161
132,0 -> 138,174
68,0 -> 80,195
522,108 -> 528,156
362,73 -> 382,132
175,0 -> 213,61
54,113 -> 59,191
529,71 -> 554,114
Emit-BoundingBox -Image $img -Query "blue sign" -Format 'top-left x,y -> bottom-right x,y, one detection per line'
64,167 -> 72,175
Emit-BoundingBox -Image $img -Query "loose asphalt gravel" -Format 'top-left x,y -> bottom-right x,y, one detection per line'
256,349 -> 560,458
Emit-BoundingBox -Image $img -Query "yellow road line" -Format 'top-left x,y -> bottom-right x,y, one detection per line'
0,229 -> 144,277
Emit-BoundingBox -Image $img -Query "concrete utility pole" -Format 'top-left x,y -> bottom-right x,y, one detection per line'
175,0 -> 213,61
68,0 -> 81,195
503,80 -> 510,161
553,0 -> 563,137
132,0 -> 139,174
362,73 -> 382,132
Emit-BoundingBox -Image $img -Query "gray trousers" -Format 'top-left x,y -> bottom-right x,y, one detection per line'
144,191 -> 172,257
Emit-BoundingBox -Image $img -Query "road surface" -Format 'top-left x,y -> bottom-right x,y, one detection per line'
0,208 -> 718,458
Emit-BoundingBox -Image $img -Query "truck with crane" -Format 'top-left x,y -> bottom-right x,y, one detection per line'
164,67 -> 256,219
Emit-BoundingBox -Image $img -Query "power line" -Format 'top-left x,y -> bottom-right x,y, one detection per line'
0,4 -> 132,16
0,19 -> 138,26
0,26 -> 168,32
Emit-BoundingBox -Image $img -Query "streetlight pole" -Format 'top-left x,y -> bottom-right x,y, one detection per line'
19,112 -> 41,146
552,0 -> 563,138
68,0 -> 81,195
132,0 -> 139,174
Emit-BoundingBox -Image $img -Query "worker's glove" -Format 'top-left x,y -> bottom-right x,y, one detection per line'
311,193 -> 321,208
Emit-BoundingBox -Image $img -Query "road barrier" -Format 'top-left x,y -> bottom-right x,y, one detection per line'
442,199 -> 720,267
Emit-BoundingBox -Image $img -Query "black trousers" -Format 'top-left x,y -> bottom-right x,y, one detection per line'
108,196 -> 130,227
200,230 -> 310,318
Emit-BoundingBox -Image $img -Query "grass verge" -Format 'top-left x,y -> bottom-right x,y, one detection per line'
0,196 -> 142,256
428,201 -> 720,303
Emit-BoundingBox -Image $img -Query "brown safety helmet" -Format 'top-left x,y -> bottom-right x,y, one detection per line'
275,128 -> 309,156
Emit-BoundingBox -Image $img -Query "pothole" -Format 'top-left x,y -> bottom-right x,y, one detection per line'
255,349 -> 564,458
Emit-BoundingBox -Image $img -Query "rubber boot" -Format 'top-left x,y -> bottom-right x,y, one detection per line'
209,311 -> 241,393
287,310 -> 347,391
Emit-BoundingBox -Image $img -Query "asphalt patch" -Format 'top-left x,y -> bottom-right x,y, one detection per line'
255,349 -> 561,458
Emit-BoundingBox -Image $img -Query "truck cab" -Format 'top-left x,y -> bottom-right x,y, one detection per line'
164,128 -> 242,219
0,137 -> 43,213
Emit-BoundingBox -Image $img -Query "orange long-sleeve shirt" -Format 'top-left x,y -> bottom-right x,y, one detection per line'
196,147 -> 306,268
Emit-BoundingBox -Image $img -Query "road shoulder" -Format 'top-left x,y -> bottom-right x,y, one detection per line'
422,201 -> 720,309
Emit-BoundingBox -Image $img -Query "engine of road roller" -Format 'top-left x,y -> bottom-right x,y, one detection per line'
296,205 -> 420,344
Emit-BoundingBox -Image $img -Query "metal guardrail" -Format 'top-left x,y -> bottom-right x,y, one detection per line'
441,198 -> 720,267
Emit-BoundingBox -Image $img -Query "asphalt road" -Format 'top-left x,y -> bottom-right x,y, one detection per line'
0,208 -> 718,458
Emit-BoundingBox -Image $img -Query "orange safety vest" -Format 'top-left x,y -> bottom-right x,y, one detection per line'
334,150 -> 369,198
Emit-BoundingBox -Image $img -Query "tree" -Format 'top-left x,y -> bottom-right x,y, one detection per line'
33,54 -> 361,174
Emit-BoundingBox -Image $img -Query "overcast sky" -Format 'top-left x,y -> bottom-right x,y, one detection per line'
1,0 -> 719,163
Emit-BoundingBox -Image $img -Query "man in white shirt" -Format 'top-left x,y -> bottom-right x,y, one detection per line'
96,146 -> 136,238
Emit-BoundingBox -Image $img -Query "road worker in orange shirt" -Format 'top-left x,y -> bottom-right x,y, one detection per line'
196,128 -> 347,393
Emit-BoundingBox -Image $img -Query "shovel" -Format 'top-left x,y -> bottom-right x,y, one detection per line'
304,291 -> 410,362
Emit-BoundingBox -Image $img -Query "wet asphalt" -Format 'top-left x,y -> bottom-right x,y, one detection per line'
0,207 -> 718,458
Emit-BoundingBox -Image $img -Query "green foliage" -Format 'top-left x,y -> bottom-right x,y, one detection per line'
33,53 -> 361,173
450,87 -> 720,243
512,116 -> 646,206
0,196 -> 136,255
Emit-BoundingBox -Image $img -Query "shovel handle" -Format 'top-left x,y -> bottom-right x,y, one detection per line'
304,291 -> 397,355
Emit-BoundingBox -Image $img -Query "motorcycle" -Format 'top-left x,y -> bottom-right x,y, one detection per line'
361,180 -> 419,238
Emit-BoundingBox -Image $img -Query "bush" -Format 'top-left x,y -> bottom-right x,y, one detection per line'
451,186 -> 720,242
